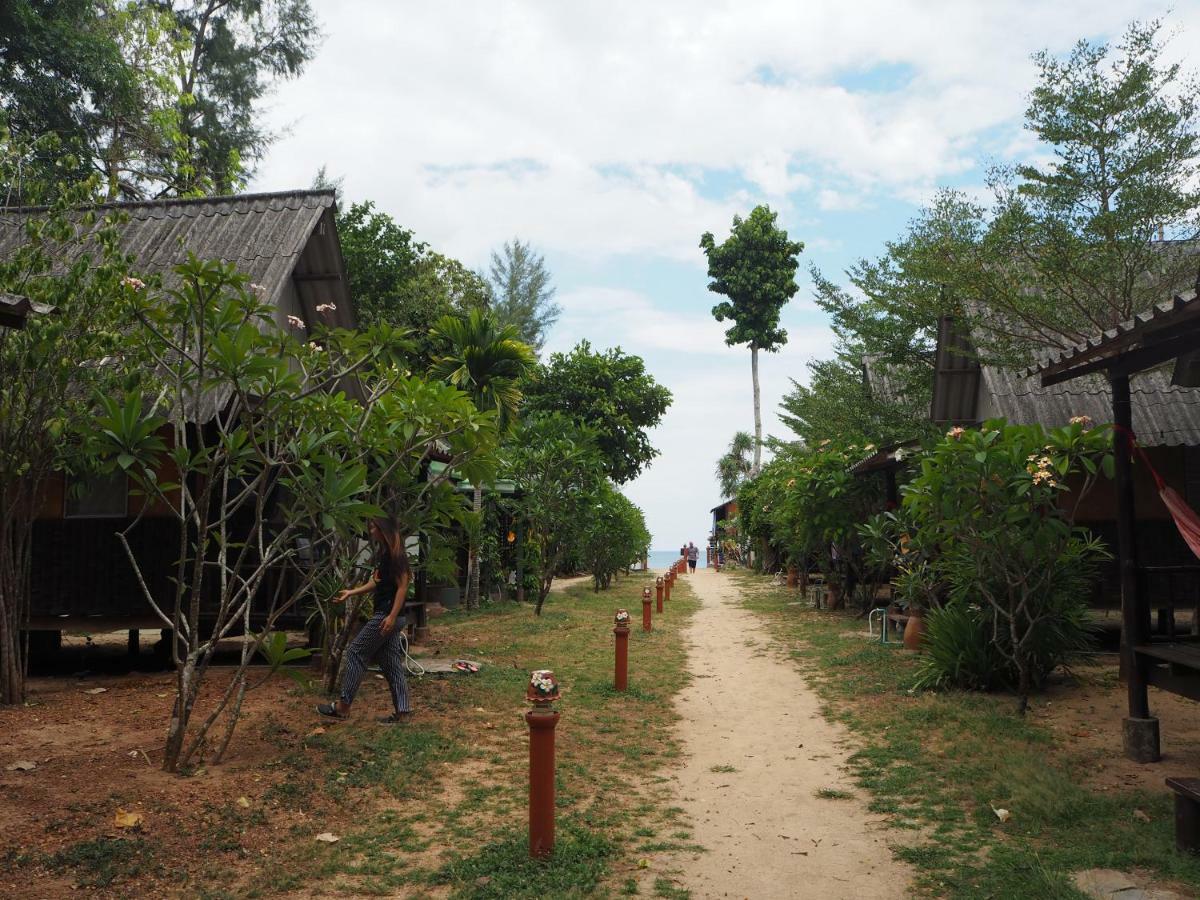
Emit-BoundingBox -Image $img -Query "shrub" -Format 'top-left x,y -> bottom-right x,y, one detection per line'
902,419 -> 1111,712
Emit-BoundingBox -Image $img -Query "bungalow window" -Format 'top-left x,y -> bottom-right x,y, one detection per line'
65,471 -> 128,519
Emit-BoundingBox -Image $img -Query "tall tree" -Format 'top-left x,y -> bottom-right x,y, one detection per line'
700,205 -> 803,473
337,201 -> 489,367
976,19 -> 1200,355
429,310 -> 536,608
522,340 -> 672,484
715,431 -> 754,499
485,239 -> 561,354
0,0 -> 321,199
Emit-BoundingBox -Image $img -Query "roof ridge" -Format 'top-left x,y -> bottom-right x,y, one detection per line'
0,189 -> 335,216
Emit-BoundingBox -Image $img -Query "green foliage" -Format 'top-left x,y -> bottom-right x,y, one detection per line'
715,431 -> 754,499
701,204 -> 803,472
485,238 -> 561,354
897,420 -> 1111,708
700,205 -> 803,353
0,0 -> 320,199
581,482 -> 650,592
808,20 -> 1200,381
255,631 -> 312,685
337,200 -> 489,368
0,143 -> 141,703
523,340 -> 672,483
91,255 -> 497,768
429,309 -> 537,434
738,439 -> 883,592
505,414 -> 607,613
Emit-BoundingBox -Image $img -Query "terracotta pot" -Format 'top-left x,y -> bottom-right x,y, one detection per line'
903,610 -> 927,652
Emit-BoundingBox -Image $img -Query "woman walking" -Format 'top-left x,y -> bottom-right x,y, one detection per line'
317,517 -> 413,724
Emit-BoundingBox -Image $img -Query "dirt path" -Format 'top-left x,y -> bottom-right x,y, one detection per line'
666,567 -> 911,899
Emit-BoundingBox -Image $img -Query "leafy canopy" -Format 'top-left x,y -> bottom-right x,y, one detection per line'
700,205 -> 803,352
429,309 -> 536,433
523,340 -> 672,484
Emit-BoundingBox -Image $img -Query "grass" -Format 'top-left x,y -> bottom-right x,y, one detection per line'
45,837 -> 160,889
814,788 -> 854,800
256,571 -> 701,896
733,570 -> 1200,899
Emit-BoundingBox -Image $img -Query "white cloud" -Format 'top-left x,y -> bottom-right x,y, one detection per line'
248,0 -> 1182,545
254,0 -> 1170,264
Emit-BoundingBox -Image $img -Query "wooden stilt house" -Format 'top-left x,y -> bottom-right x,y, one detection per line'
0,190 -> 359,640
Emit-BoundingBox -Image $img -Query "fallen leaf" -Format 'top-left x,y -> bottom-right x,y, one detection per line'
473,707 -> 486,713
1134,809 -> 1151,823
155,693 -> 168,698
315,832 -> 340,843
307,727 -> 326,737
236,797 -> 251,809
83,687 -> 108,695
992,807 -> 1011,823
637,859 -> 649,869
5,760 -> 36,772
114,809 -> 143,829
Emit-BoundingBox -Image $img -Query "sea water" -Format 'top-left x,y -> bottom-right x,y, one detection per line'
646,548 -> 688,571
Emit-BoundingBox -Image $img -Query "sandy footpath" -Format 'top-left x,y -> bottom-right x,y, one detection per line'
666,567 -> 911,899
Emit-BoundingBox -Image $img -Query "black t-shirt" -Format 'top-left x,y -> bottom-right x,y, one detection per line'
372,553 -> 403,617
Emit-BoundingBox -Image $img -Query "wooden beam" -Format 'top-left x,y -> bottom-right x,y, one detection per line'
1113,372 -> 1150,720
1041,318 -> 1200,386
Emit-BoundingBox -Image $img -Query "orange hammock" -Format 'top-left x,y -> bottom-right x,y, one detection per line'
1122,428 -> 1200,561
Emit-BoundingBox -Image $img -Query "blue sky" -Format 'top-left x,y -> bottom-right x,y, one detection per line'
252,0 -> 1197,549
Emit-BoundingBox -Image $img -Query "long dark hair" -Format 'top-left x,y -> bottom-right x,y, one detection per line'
371,517 -> 410,579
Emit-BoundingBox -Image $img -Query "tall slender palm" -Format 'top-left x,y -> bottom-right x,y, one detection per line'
429,310 -> 536,608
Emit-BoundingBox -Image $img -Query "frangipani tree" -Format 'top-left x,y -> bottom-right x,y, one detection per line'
95,257 -> 497,771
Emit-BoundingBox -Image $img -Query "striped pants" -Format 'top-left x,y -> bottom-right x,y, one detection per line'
339,612 -> 412,714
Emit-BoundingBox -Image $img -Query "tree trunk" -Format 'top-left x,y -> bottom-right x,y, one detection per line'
466,485 -> 482,609
750,346 -> 762,474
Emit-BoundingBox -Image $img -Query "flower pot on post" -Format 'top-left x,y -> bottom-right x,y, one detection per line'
614,609 -> 631,691
525,670 -> 561,858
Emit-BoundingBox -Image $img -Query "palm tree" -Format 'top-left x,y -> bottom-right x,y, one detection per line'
429,310 -> 536,608
716,431 -> 754,499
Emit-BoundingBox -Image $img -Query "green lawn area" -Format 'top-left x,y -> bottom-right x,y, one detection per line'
262,573 -> 700,899
732,570 -> 1200,899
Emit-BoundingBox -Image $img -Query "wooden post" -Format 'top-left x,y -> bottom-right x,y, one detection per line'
615,608 -> 632,691
1113,372 -> 1159,762
526,670 -> 560,858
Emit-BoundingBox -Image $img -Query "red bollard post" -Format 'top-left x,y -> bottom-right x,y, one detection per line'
656,578 -> 664,614
615,608 -> 631,691
646,581 -> 657,631
526,670 -> 561,858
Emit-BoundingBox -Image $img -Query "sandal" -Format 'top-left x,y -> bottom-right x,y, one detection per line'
376,712 -> 412,725
316,702 -> 347,719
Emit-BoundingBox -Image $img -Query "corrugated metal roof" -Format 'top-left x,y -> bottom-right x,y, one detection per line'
0,190 -> 342,316
1032,288 -> 1200,379
0,190 -> 356,420
981,365 -> 1200,447
928,313 -> 1200,447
